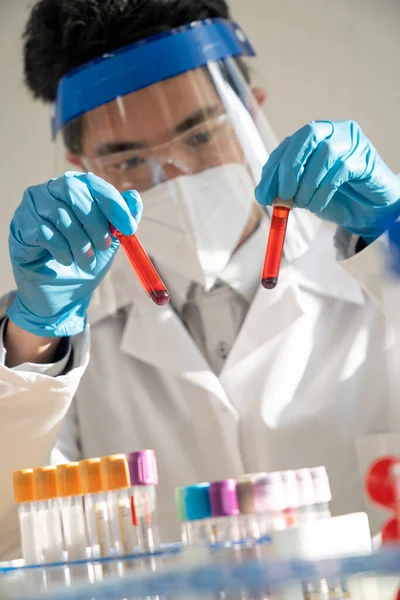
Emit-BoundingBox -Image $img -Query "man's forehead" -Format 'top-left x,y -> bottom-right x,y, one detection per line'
82,68 -> 221,144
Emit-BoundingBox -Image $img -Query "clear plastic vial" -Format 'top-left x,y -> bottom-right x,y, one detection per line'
183,482 -> 214,544
100,454 -> 138,558
236,477 -> 260,540
309,467 -> 332,519
175,487 -> 189,544
280,470 -> 301,527
253,471 -> 287,533
209,479 -> 241,543
296,468 -> 318,523
79,458 -> 113,561
33,466 -> 65,586
13,469 -> 42,566
127,449 -> 160,553
56,463 -> 90,582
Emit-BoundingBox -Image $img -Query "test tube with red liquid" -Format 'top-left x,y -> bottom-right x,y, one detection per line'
261,199 -> 294,289
110,226 -> 170,306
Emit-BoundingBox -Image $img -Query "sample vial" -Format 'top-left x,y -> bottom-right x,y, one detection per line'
56,463 -> 90,582
183,482 -> 214,544
280,470 -> 301,527
236,477 -> 260,540
209,479 -> 241,543
127,449 -> 160,553
13,469 -> 42,567
253,472 -> 287,533
296,469 -> 317,523
33,466 -> 65,585
175,487 -> 188,544
309,467 -> 332,519
100,454 -> 137,557
79,457 -> 113,561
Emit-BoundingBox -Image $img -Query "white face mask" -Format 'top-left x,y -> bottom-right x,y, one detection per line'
138,163 -> 256,289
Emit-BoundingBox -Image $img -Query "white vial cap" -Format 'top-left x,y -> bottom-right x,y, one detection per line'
280,470 -> 301,509
296,468 -> 315,507
309,466 -> 332,503
254,471 -> 286,512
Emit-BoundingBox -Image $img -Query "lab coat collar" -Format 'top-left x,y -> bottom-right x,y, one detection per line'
161,214 -> 269,312
157,209 -> 365,311
158,207 -> 323,311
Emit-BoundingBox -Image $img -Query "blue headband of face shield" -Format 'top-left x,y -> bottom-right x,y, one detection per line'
52,18 -> 256,138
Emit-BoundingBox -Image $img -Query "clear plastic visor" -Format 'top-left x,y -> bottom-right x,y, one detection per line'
56,57 -> 278,194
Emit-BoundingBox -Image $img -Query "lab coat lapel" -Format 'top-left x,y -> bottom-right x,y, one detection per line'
292,224 -> 366,306
220,262 -> 306,378
120,285 -> 232,404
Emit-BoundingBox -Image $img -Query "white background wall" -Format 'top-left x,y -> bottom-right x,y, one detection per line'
0,0 -> 399,294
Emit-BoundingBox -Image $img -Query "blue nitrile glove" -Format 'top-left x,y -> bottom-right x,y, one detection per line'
388,221 -> 400,276
8,171 -> 143,337
255,120 -> 400,243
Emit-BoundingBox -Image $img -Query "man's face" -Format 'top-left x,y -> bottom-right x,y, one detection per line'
73,68 -> 245,193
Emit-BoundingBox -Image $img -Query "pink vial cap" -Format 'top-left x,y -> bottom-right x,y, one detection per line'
296,468 -> 315,507
127,449 -> 158,486
281,470 -> 301,509
253,471 -> 286,513
309,466 -> 332,503
209,479 -> 239,517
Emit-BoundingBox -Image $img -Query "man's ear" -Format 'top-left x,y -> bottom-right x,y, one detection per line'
65,152 -> 85,169
251,86 -> 268,106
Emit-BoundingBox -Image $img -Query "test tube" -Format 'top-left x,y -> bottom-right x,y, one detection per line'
100,454 -> 137,558
253,472 -> 287,533
183,483 -> 214,544
127,449 -> 159,553
33,466 -> 65,585
309,467 -> 345,598
209,479 -> 241,543
110,227 -> 170,306
236,478 -> 260,540
261,198 -> 294,289
309,467 -> 332,519
296,468 -> 317,523
13,469 -> 42,566
280,470 -> 301,527
79,457 -> 113,562
56,463 -> 90,581
175,487 -> 189,544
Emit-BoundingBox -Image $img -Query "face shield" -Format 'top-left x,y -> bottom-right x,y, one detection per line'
53,19 -> 279,289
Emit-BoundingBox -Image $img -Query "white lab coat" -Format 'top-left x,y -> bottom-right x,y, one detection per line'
0,215 -> 399,559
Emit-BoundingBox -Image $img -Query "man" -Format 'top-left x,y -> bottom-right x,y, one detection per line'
1,0 -> 400,558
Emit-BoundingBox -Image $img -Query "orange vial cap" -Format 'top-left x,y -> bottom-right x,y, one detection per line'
13,469 -> 35,504
100,454 -> 130,491
79,458 -> 103,494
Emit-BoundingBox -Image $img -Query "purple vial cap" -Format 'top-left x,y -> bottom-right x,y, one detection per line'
209,479 -> 239,517
127,449 -> 158,486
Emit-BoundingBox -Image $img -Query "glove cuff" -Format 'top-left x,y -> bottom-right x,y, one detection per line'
7,296 -> 87,337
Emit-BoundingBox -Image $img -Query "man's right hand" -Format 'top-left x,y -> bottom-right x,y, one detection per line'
7,171 -> 143,338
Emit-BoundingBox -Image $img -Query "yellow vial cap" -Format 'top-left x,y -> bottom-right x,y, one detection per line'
34,466 -> 58,500
13,469 -> 35,504
100,454 -> 130,491
56,462 -> 82,497
79,458 -> 103,494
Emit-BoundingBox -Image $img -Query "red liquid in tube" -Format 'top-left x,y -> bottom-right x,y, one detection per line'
261,205 -> 291,289
110,227 -> 170,306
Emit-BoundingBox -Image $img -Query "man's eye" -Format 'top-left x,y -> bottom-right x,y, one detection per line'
108,156 -> 146,172
187,130 -> 213,148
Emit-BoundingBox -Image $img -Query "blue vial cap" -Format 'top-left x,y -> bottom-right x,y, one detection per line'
183,483 -> 212,521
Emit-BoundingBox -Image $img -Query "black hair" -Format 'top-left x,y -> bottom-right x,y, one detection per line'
23,0 -> 249,153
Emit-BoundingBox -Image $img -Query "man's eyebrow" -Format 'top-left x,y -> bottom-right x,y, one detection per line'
94,140 -> 146,157
93,105 -> 222,156
171,105 -> 222,135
